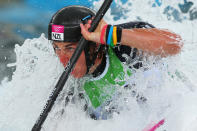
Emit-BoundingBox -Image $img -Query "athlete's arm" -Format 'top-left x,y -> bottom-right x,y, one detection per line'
80,19 -> 183,57
121,28 -> 183,57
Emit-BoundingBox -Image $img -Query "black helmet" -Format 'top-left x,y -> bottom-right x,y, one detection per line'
48,5 -> 105,74
48,5 -> 95,42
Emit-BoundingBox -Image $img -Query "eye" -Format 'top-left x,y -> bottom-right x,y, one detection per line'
53,46 -> 61,51
68,47 -> 75,51
64,47 -> 75,52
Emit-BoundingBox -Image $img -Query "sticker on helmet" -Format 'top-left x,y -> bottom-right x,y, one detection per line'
52,25 -> 64,41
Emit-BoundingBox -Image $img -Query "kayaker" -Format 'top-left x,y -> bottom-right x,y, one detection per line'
48,5 -> 183,120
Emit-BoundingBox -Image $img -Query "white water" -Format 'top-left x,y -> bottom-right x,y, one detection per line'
0,0 -> 197,131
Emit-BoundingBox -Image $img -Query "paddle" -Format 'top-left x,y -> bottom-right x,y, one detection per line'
31,0 -> 113,130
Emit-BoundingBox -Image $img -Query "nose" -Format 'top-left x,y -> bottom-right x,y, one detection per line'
55,49 -> 64,56
59,54 -> 69,67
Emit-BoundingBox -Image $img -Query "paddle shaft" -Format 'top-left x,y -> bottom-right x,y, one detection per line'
31,0 -> 113,130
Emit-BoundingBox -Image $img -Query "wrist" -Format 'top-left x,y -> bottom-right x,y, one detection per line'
100,24 -> 122,46
105,25 -> 122,46
100,24 -> 108,45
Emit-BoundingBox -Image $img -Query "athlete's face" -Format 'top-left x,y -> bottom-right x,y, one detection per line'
53,41 -> 87,78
